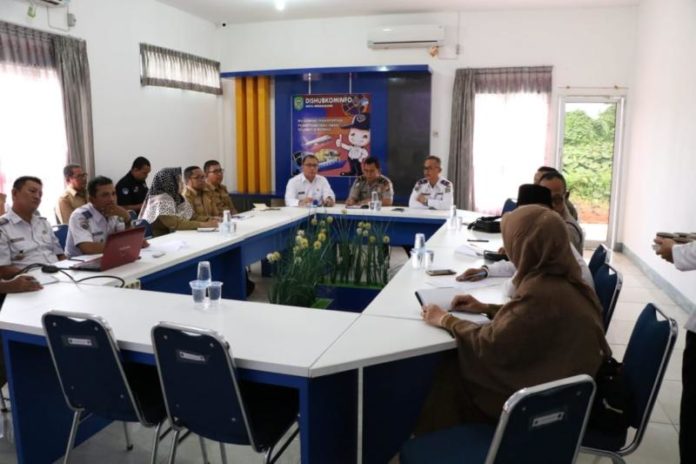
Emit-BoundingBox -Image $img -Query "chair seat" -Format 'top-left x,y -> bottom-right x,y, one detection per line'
582,426 -> 628,452
400,424 -> 495,464
240,380 -> 299,451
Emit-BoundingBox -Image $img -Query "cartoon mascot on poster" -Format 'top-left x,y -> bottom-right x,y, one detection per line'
336,113 -> 370,177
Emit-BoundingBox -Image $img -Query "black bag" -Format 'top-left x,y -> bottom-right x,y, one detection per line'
588,357 -> 633,434
468,216 -> 502,233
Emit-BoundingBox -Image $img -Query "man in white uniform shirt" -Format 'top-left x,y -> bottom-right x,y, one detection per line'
0,176 -> 66,279
66,176 -> 135,257
408,156 -> 454,210
654,236 -> 696,464
285,154 -> 336,207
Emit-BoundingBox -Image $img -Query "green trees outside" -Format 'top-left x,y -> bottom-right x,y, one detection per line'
561,105 -> 616,223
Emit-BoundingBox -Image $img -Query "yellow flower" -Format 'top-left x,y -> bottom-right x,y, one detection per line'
297,230 -> 305,236
369,235 -> 376,244
341,209 -> 348,215
318,233 -> 327,242
301,238 -> 309,248
383,236 -> 391,244
363,223 -> 371,230
356,228 -> 363,235
295,236 -> 303,244
293,246 -> 300,254
294,257 -> 302,264
362,230 -> 369,237
273,251 -> 281,261
311,218 -> 318,226
266,252 -> 275,262
319,220 -> 326,227
313,241 -> 322,250
326,216 -> 334,224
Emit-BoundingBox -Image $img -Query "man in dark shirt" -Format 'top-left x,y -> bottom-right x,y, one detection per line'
116,156 -> 151,214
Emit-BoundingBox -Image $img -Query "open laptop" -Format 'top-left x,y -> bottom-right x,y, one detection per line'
71,227 -> 146,272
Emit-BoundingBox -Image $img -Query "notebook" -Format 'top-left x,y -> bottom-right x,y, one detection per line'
71,227 -> 146,272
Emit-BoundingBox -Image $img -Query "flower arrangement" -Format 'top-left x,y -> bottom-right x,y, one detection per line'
267,212 -> 391,308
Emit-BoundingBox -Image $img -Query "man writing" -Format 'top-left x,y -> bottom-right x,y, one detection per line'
285,154 -> 336,207
345,157 -> 394,207
65,176 -> 138,257
0,176 -> 66,279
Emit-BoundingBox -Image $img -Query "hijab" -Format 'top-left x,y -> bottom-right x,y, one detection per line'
148,167 -> 184,205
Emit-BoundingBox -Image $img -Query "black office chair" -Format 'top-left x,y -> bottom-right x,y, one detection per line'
42,311 -> 168,464
400,374 -> 596,464
52,224 -> 69,251
582,303 -> 678,463
593,262 -> 623,331
151,322 -> 300,464
588,244 -> 609,277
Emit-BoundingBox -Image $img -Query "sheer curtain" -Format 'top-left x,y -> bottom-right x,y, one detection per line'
140,43 -> 222,95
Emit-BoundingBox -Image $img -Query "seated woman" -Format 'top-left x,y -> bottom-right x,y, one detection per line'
416,204 -> 609,433
140,167 -> 217,237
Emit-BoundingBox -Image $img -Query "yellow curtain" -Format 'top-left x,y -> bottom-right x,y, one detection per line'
235,76 -> 271,193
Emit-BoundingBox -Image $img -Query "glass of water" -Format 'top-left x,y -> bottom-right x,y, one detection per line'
197,261 -> 212,285
189,280 -> 208,308
208,281 -> 223,306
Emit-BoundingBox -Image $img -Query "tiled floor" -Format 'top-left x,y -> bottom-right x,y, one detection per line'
0,249 -> 685,463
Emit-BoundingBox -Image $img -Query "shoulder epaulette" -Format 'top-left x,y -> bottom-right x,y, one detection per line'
0,218 -> 8,226
440,179 -> 452,186
81,210 -> 93,219
417,178 -> 428,185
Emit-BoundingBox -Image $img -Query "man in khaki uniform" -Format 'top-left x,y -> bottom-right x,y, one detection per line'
56,164 -> 88,224
345,156 -> 394,207
182,166 -> 218,221
204,160 -> 237,214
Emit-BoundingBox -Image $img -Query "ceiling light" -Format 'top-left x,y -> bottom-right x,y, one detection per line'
275,0 -> 285,11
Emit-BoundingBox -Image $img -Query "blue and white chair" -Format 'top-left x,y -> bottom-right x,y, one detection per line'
581,303 -> 678,463
588,244 -> 609,278
400,374 -> 596,464
52,224 -> 69,251
593,263 -> 623,331
151,322 -> 300,464
42,311 -> 168,464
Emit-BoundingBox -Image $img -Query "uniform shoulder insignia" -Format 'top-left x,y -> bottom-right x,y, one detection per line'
440,179 -> 451,186
81,210 -> 93,219
417,178 -> 428,185
0,218 -> 8,226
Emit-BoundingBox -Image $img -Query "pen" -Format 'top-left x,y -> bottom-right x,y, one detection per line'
68,257 -> 85,262
467,239 -> 489,242
463,270 -> 488,281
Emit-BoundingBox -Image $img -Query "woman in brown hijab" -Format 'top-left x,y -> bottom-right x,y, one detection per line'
416,204 -> 609,433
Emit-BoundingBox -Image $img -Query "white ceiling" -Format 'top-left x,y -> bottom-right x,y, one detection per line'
156,0 -> 638,25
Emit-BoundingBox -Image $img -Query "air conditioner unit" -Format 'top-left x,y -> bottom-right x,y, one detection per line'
368,24 -> 445,49
34,0 -> 68,7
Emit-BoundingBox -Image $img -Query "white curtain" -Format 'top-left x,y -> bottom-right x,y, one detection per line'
0,64 -> 68,221
472,92 -> 549,215
140,43 -> 222,95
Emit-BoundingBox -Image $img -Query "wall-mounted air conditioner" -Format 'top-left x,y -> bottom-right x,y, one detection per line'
367,24 -> 445,49
34,0 -> 68,7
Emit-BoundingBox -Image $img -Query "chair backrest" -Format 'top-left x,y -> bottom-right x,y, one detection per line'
42,311 -> 143,423
52,224 -> 69,250
151,322 -> 256,448
621,303 -> 677,454
485,374 -> 595,464
592,263 -> 623,331
132,218 -> 153,239
502,198 -> 517,214
588,244 -> 609,277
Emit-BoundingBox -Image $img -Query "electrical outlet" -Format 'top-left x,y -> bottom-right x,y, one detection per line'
123,280 -> 141,290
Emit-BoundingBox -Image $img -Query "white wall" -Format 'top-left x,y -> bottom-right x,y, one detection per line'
0,0 -> 221,182
216,7 -> 637,175
621,0 -> 696,307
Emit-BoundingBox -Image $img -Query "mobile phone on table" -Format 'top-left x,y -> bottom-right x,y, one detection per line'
425,269 -> 456,276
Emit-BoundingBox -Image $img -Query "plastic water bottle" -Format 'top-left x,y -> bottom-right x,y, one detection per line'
220,210 -> 233,236
448,204 -> 458,230
412,233 -> 426,269
370,191 -> 382,211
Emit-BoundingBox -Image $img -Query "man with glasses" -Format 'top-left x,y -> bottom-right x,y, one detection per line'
116,156 -> 151,214
204,160 -> 237,214
183,166 -> 219,221
539,171 -> 584,253
285,154 -> 335,207
408,156 -> 453,210
56,164 -> 88,224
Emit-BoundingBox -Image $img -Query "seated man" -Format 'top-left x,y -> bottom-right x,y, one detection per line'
56,164 -> 88,224
0,193 -> 5,215
539,171 -> 584,253
534,165 -> 578,220
65,176 -> 135,257
116,156 -> 151,214
204,160 -> 237,214
408,155 -> 453,210
345,156 -> 394,207
0,176 -> 66,279
457,184 -> 593,294
285,154 -> 335,207
183,166 -> 219,221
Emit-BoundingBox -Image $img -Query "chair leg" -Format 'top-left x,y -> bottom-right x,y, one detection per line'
122,422 -> 133,451
266,425 -> 300,464
150,421 -> 164,464
0,393 -> 8,413
199,436 -> 209,464
63,410 -> 81,464
168,429 -> 180,464
219,442 -> 228,464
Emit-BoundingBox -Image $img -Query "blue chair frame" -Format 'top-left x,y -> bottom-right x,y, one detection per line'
42,311 -> 167,464
582,303 -> 678,463
52,224 -> 69,251
151,322 -> 299,464
588,244 -> 609,277
502,198 -> 517,214
593,262 -> 623,331
132,218 -> 153,239
400,374 -> 596,464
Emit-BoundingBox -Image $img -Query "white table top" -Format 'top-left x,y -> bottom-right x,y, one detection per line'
0,283 -> 359,378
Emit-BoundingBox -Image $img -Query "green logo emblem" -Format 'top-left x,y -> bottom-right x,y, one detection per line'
293,96 -> 304,111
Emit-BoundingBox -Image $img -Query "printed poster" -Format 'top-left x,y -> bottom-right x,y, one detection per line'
291,94 -> 371,177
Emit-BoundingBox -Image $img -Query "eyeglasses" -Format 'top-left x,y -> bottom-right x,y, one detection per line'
208,168 -> 224,174
191,175 -> 206,180
304,163 -> 319,168
72,173 -> 88,179
423,166 -> 438,171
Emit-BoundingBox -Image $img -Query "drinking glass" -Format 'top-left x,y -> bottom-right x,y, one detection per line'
189,280 -> 208,308
197,261 -> 212,285
208,281 -> 223,306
